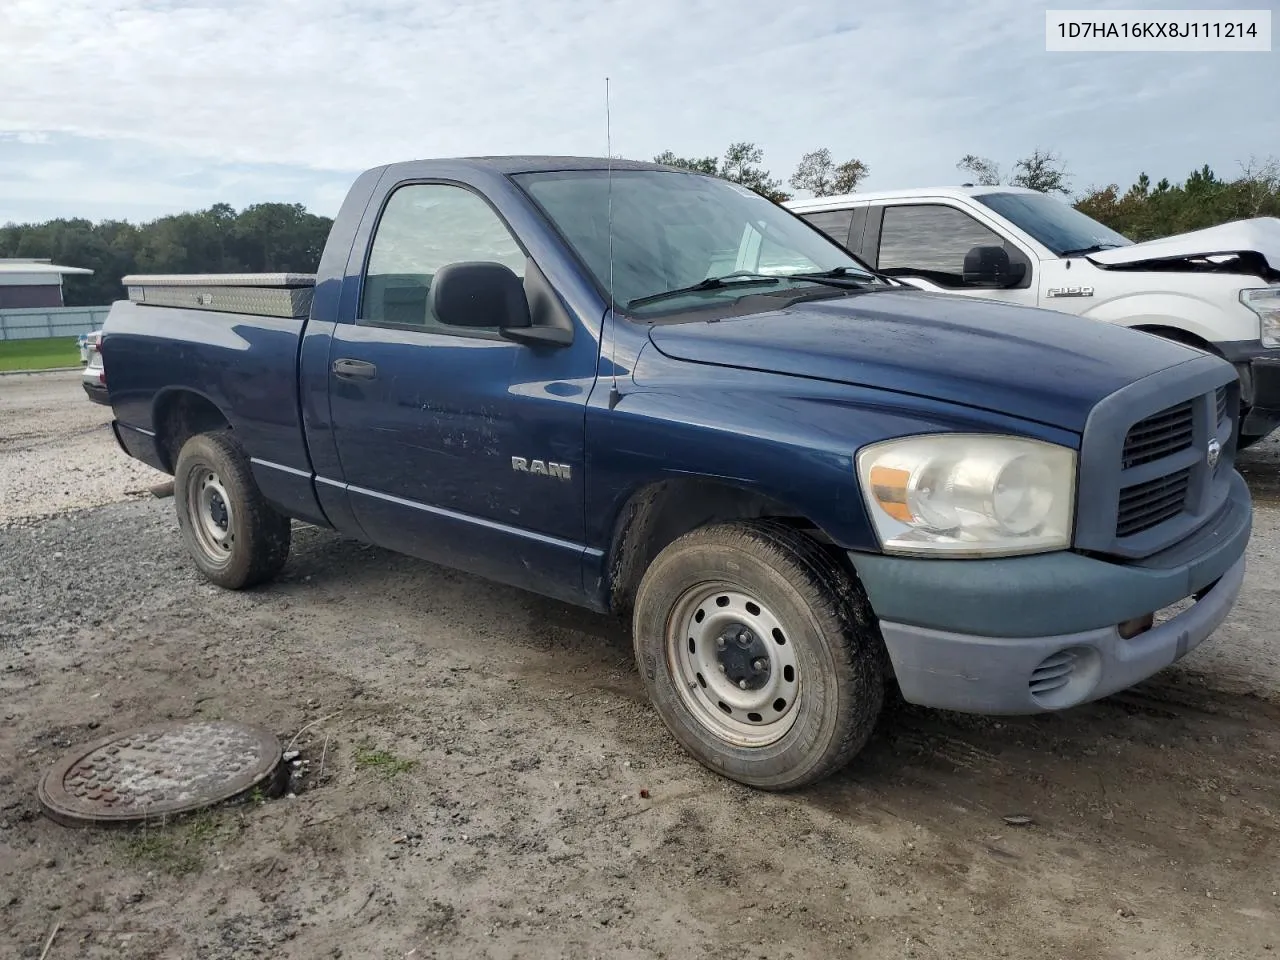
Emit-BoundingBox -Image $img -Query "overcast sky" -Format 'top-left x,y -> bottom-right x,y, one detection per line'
0,0 -> 1275,224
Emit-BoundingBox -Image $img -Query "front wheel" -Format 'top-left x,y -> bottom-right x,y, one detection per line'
632,521 -> 885,790
173,431 -> 291,589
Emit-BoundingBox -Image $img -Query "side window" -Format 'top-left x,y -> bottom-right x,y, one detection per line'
361,184 -> 525,331
876,204 -> 1022,288
799,209 -> 854,247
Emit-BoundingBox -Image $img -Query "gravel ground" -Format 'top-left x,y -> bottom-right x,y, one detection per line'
0,371 -> 167,524
2,370 -> 1279,959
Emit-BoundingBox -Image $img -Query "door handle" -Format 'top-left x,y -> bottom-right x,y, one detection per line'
332,358 -> 378,381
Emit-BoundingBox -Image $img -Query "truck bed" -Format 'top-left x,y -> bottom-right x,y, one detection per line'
122,273 -> 316,320
101,293 -> 321,526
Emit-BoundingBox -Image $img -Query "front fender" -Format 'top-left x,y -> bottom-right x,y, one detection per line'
585,355 -> 1081,557
1080,292 -> 1245,344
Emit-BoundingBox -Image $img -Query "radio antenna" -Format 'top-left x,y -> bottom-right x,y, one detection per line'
606,76 -> 621,410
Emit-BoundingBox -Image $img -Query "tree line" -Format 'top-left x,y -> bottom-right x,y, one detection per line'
0,202 -> 331,307
2,148 -> 1277,307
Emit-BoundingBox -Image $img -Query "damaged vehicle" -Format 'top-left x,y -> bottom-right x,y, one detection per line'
788,188 -> 1280,446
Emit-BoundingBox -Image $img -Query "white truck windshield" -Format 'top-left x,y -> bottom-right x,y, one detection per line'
976,192 -> 1132,258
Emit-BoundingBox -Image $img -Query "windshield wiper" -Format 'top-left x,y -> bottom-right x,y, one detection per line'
784,266 -> 873,288
1059,242 -> 1123,257
627,266 -> 880,309
627,272 -> 780,308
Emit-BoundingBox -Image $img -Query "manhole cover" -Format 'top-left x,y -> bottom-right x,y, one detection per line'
38,720 -> 284,827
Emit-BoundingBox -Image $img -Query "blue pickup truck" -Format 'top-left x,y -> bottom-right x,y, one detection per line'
100,156 -> 1251,790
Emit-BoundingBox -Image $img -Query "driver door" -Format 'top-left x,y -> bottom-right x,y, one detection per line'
325,181 -> 594,604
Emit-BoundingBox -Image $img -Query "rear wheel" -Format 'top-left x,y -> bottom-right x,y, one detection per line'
632,521 -> 885,790
173,431 -> 291,589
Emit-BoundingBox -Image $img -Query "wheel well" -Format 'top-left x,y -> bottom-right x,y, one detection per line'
1132,325 -> 1222,357
606,478 -> 831,616
153,391 -> 231,473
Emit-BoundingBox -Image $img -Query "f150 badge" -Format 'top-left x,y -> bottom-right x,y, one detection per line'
1046,286 -> 1095,298
512,456 -> 572,480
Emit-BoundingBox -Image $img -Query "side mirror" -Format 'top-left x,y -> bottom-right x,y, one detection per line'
429,261 -> 532,330
429,260 -> 571,346
962,245 -> 1025,288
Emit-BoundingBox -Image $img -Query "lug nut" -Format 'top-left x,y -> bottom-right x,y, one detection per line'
719,664 -> 726,673
752,658 -> 767,672
738,679 -> 748,690
716,637 -> 726,650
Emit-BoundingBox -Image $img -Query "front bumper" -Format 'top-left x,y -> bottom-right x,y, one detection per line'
1243,357 -> 1280,435
877,556 -> 1243,714
1217,340 -> 1280,436
851,470 -> 1252,714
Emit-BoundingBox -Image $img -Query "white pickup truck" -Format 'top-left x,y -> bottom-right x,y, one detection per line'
785,187 -> 1280,447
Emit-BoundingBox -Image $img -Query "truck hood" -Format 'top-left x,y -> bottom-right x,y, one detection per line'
646,289 -> 1201,433
1088,216 -> 1280,278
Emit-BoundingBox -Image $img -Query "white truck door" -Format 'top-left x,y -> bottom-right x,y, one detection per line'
868,201 -> 1039,309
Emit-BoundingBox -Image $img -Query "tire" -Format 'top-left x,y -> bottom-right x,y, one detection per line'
632,520 -> 885,790
173,431 -> 291,589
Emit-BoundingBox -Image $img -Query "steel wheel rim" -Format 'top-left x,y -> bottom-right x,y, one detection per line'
187,468 -> 234,564
666,583 -> 801,747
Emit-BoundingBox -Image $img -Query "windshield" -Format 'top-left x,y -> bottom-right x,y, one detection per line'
514,169 -> 879,315
975,191 -> 1132,257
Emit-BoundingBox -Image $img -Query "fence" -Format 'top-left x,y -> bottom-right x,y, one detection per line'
0,306 -> 112,341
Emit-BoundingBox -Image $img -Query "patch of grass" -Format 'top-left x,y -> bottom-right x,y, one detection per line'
116,812 -> 236,876
0,336 -> 80,372
353,744 -> 417,780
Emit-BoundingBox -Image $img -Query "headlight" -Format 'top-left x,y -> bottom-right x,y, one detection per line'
1242,287 -> 1280,348
856,434 -> 1076,557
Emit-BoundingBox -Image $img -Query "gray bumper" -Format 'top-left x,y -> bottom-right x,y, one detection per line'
851,469 -> 1251,714
852,471 -> 1251,639
877,555 -> 1245,714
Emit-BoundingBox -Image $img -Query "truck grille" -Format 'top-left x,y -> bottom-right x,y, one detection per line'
1074,361 -> 1238,561
1111,381 -> 1235,550
1122,400 -> 1194,469
1116,468 -> 1192,537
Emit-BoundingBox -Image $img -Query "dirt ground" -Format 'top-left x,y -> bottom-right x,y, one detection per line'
1,370 -> 1278,960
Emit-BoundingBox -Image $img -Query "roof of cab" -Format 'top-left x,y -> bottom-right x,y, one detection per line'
785,184 -> 1044,212
386,156 -> 679,175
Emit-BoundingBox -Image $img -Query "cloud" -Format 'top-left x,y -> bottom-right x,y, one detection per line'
0,134 -> 355,223
0,0 -> 1275,220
